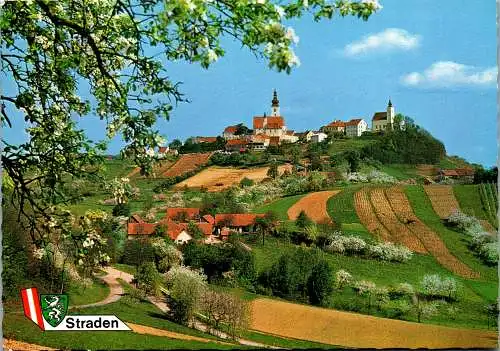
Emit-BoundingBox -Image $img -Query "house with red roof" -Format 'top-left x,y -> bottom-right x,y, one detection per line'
225,138 -> 248,152
193,136 -> 218,144
166,208 -> 200,222
345,118 -> 368,137
214,213 -> 265,235
222,125 -> 240,140
321,120 -> 346,134
438,168 -> 475,184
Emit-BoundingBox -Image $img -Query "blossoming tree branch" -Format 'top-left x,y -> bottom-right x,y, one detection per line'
0,0 -> 380,265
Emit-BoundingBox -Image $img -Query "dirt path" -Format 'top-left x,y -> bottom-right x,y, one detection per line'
250,298 -> 498,349
3,339 -> 56,351
71,266 -> 134,309
287,190 -> 340,224
127,323 -> 235,345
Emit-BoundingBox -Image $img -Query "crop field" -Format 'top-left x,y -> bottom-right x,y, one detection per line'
386,187 -> 479,279
249,298 -> 498,349
479,183 -> 498,228
353,189 -> 392,242
423,185 -> 461,219
175,164 -> 292,191
416,164 -> 439,177
162,152 -> 213,178
369,188 -> 427,253
254,194 -> 306,220
287,190 -> 340,224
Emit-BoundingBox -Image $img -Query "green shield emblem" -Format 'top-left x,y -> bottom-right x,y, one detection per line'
41,294 -> 68,327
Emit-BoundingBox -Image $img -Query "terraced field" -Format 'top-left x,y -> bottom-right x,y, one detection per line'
354,189 -> 392,242
386,187 -> 479,279
424,185 -> 460,219
369,188 -> 427,253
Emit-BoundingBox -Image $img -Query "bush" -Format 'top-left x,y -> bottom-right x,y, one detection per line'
367,242 -> 412,263
122,239 -> 155,267
295,210 -> 313,229
389,282 -> 414,299
307,261 -> 333,306
334,269 -> 353,290
112,202 -> 131,217
164,266 -> 207,325
240,177 -> 254,187
325,235 -> 366,255
420,274 -> 459,301
135,262 -> 162,296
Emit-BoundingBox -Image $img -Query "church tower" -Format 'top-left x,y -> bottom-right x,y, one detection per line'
387,98 -> 395,124
271,90 -> 280,116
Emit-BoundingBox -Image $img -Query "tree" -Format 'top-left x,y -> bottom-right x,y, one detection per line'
267,161 -> 279,179
187,221 -> 204,240
295,210 -> 313,229
346,150 -> 361,173
307,261 -> 333,305
169,139 -> 183,150
164,266 -> 207,326
1,0 -> 380,284
135,262 -> 162,296
234,123 -> 251,136
255,211 -> 278,245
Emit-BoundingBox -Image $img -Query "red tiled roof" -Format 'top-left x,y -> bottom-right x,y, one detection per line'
127,223 -> 157,235
166,208 -> 200,221
197,222 -> 214,236
202,214 -> 215,224
130,214 -> 144,223
440,169 -> 459,177
215,213 -> 265,227
326,120 -> 346,127
286,130 -> 295,136
372,112 -> 387,121
196,137 -> 217,143
158,146 -> 169,153
226,139 -> 247,146
224,126 -> 238,134
345,118 -> 364,126
253,116 -> 285,129
455,168 -> 475,176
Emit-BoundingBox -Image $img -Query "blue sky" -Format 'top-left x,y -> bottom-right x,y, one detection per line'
3,0 -> 497,167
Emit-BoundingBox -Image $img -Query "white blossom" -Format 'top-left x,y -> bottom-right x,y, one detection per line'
207,49 -> 218,63
285,27 -> 300,44
274,5 -> 285,18
33,248 -> 45,260
361,0 -> 383,11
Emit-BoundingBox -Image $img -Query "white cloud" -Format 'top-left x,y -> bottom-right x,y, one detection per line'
401,61 -> 497,88
343,28 -> 420,56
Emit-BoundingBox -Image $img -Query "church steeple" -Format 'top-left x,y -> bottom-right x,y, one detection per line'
271,90 -> 280,116
388,98 -> 393,108
387,97 -> 395,124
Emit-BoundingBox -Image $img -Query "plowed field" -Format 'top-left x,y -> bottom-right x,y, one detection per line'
163,153 -> 213,178
424,185 -> 460,219
386,187 -> 479,279
287,191 -> 340,224
175,164 -> 293,191
250,298 -> 497,349
370,188 -> 427,253
354,189 -> 392,242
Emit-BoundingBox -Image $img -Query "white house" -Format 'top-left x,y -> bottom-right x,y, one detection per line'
345,118 -> 368,137
310,131 -> 328,143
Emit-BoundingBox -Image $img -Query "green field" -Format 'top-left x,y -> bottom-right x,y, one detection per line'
328,138 -> 377,155
253,194 -> 305,220
67,278 -> 110,306
249,236 -> 496,330
405,185 -> 497,281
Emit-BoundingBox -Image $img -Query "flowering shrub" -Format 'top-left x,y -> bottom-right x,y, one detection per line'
446,210 -> 498,265
421,274 -> 459,300
367,242 -> 413,263
325,235 -> 366,255
347,170 -> 397,184
390,282 -> 415,298
334,269 -> 353,289
354,280 -> 376,295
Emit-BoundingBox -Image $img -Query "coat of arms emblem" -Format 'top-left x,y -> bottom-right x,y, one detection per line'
40,294 -> 68,327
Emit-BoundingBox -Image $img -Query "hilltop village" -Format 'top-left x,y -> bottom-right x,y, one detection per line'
183,90 -> 405,152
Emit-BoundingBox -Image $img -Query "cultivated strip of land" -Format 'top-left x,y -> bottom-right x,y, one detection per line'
287,190 -> 340,224
354,189 -> 392,242
386,187 -> 479,279
250,298 -> 498,349
424,185 -> 461,219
